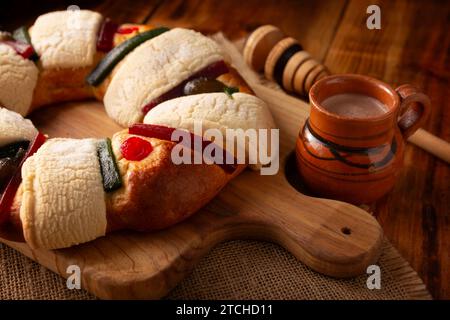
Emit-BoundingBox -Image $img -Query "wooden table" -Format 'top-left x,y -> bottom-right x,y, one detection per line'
1,0 -> 449,299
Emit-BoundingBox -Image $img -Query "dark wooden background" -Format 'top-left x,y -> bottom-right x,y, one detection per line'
1,0 -> 449,299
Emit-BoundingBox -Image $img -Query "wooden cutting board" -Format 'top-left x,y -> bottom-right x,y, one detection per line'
0,36 -> 383,299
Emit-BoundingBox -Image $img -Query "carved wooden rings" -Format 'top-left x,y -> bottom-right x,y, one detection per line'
244,25 -> 330,96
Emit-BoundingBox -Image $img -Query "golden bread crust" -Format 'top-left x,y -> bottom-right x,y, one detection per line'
30,53 -> 104,111
106,130 -> 245,231
217,66 -> 253,94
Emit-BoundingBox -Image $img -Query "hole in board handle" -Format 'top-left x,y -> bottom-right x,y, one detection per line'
341,227 -> 351,235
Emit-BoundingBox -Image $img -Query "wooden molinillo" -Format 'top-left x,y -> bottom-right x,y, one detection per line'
244,25 -> 330,97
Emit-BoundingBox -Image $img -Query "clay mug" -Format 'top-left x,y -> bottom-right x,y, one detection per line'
295,74 -> 431,204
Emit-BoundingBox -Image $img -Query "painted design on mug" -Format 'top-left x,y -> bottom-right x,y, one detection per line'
301,120 -> 397,172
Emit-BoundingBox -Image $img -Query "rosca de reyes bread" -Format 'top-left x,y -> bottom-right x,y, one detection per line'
103,28 -> 224,126
0,43 -> 39,116
0,108 -> 38,146
20,138 -> 107,249
30,10 -> 103,69
0,10 -> 276,249
143,92 -> 275,169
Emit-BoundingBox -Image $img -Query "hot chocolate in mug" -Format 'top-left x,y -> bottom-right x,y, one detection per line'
296,74 -> 431,204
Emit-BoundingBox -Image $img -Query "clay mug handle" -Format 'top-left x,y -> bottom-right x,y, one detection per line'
395,84 -> 431,139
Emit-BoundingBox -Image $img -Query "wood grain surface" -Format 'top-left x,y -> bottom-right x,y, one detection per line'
0,0 -> 448,299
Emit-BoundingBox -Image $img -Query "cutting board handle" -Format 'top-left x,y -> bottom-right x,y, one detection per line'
226,172 -> 384,278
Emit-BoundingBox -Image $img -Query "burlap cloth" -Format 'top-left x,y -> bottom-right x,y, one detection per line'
0,239 -> 431,300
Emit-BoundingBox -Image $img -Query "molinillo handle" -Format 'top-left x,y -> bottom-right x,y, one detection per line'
408,129 -> 450,164
243,25 -> 330,96
394,85 -> 450,164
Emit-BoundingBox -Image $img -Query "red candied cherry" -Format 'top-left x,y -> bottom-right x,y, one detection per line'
120,137 -> 153,161
117,26 -> 140,34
